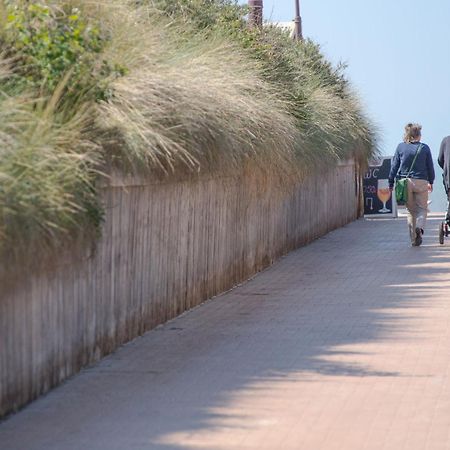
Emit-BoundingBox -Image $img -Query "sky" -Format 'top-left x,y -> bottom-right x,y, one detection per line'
254,0 -> 450,210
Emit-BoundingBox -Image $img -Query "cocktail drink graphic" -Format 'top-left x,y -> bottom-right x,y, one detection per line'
377,179 -> 391,213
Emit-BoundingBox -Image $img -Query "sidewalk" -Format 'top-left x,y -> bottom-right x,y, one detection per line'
2,216 -> 450,450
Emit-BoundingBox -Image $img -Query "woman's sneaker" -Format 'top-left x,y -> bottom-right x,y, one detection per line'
414,227 -> 423,246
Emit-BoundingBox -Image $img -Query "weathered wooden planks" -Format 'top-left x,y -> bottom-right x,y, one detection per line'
0,162 -> 360,418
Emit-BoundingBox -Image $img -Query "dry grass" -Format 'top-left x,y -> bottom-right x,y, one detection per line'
0,80 -> 100,257
0,0 -> 377,258
79,2 -> 302,176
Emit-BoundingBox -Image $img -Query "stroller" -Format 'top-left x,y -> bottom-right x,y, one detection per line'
439,175 -> 450,244
439,216 -> 449,244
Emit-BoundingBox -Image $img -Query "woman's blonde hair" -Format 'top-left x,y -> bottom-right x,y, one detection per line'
404,123 -> 422,143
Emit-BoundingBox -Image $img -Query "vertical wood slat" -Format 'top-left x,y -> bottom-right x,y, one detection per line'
0,162 -> 360,418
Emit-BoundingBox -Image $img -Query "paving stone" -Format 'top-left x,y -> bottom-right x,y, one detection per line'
2,216 -> 450,449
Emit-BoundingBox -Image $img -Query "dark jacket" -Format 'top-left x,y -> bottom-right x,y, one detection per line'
438,136 -> 450,192
388,141 -> 435,189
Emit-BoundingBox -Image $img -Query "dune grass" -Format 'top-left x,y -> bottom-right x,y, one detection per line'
0,0 -> 377,259
0,80 -> 101,257
96,29 -> 301,175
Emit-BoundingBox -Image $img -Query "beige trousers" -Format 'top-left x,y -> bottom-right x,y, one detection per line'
406,178 -> 429,243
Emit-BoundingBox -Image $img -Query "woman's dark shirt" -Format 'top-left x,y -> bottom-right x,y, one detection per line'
388,141 -> 435,189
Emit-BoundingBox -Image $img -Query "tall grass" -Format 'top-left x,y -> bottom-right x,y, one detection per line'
0,81 -> 101,258
151,0 -> 377,165
97,27 -> 301,174
0,0 -> 377,259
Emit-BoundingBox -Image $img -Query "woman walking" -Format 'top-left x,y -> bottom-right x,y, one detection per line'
389,123 -> 435,246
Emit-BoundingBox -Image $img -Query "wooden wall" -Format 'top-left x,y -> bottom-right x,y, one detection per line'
0,162 -> 360,418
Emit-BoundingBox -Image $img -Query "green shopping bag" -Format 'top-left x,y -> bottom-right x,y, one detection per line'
395,178 -> 408,205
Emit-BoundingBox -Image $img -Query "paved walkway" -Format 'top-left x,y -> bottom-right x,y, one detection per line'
2,216 -> 450,450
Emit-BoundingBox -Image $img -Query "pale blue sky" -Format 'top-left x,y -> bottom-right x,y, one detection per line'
254,0 -> 450,210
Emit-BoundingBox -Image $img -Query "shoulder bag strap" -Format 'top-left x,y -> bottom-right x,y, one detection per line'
406,143 -> 423,178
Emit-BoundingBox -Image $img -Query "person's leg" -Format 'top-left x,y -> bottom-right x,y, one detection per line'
414,180 -> 429,231
405,179 -> 417,244
446,191 -> 450,224
409,179 -> 428,246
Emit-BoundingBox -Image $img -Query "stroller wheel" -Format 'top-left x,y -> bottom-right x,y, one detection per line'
439,222 -> 445,245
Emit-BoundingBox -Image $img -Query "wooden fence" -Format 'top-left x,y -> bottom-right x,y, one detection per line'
0,161 -> 361,418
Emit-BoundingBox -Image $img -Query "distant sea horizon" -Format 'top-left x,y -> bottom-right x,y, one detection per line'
379,155 -> 447,213
430,177 -> 447,213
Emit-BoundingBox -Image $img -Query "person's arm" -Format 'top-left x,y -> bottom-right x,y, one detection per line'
438,138 -> 446,169
426,146 -> 435,189
389,146 -> 401,189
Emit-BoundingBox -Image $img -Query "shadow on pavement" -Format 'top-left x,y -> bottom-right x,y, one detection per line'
1,216 -> 450,449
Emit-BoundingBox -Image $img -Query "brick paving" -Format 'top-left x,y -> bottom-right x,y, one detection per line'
2,216 -> 450,450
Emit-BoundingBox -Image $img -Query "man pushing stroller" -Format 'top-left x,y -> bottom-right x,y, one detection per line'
438,135 -> 450,224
